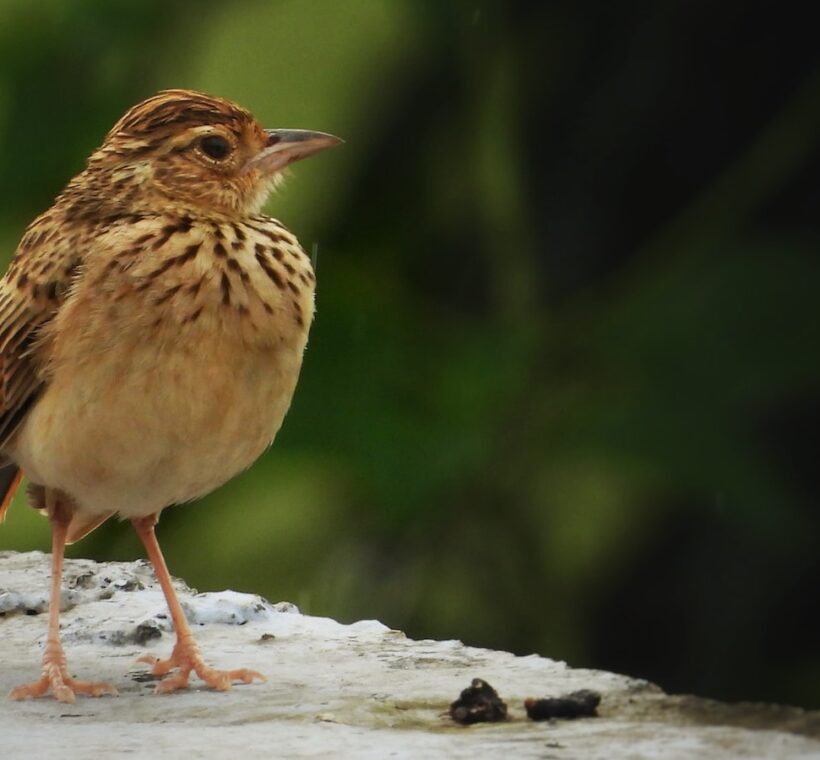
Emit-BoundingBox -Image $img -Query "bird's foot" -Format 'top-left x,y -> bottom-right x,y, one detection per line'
9,657 -> 117,703
138,636 -> 265,693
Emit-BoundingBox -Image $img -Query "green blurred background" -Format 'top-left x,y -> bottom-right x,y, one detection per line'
1,0 -> 819,709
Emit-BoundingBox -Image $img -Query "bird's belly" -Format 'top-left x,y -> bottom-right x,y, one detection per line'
11,328 -> 303,518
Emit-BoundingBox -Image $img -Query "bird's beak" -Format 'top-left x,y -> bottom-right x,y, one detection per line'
246,129 -> 343,175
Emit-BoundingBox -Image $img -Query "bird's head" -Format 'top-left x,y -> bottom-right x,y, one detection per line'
81,89 -> 341,218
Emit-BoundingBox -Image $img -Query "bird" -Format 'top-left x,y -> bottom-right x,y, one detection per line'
0,89 -> 341,702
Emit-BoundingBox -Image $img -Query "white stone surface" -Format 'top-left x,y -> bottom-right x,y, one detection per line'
1,550 -> 818,759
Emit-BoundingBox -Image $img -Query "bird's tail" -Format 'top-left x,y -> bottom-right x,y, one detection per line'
0,464 -> 23,523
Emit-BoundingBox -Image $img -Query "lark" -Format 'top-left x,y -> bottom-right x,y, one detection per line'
0,89 -> 340,702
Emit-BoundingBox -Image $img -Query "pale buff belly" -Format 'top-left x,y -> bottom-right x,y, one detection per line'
11,332 -> 303,518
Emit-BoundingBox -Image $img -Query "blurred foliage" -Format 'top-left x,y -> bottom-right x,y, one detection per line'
1,0 -> 819,708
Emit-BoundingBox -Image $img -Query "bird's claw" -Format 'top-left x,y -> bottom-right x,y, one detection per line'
138,641 -> 265,693
9,663 -> 117,703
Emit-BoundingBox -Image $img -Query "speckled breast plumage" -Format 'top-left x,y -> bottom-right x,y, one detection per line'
9,213 -> 315,519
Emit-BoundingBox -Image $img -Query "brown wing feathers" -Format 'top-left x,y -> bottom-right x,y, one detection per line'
0,285 -> 50,447
0,224 -> 78,521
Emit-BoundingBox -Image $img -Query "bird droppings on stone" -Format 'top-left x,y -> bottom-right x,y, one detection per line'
449,678 -> 508,724
524,689 -> 601,720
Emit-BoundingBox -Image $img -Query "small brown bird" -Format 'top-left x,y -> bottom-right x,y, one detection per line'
0,89 -> 340,702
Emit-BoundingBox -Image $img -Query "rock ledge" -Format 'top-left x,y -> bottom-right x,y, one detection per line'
1,551 -> 818,759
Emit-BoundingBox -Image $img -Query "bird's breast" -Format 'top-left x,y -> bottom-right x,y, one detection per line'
11,216 -> 315,517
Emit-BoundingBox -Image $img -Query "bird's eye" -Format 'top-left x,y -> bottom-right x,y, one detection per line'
199,135 -> 231,161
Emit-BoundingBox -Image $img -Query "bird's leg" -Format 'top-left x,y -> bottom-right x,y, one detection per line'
9,495 -> 117,702
132,514 -> 265,693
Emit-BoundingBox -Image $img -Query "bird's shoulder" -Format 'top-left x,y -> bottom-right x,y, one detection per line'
1,210 -> 83,314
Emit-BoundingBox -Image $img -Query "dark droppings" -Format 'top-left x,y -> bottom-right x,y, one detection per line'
524,689 -> 601,720
449,678 -> 508,725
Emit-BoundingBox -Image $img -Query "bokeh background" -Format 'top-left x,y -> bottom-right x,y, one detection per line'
1,0 -> 818,709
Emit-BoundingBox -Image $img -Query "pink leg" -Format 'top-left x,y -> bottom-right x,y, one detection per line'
132,514 -> 265,693
9,499 -> 117,703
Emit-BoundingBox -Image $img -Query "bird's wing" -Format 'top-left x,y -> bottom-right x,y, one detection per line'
0,214 -> 82,522
0,213 -> 80,451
